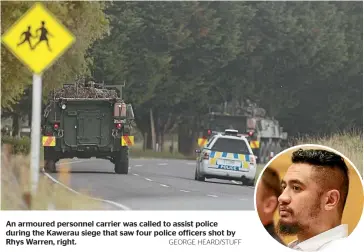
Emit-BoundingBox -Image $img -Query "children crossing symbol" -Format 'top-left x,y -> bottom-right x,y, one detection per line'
17,26 -> 36,49
33,20 -> 54,52
1,3 -> 75,74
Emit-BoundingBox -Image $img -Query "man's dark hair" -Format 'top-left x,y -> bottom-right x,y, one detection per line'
261,167 -> 282,198
291,148 -> 350,216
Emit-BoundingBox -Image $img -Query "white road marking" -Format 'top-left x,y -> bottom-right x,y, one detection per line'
145,178 -> 153,181
207,194 -> 218,198
43,169 -> 132,210
158,163 -> 168,166
231,180 -> 241,185
159,184 -> 169,187
135,164 -> 143,167
186,162 -> 195,165
240,198 -> 249,201
132,173 -> 139,176
180,190 -> 190,193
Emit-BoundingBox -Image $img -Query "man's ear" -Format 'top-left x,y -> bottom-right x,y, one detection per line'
264,195 -> 278,214
324,189 -> 340,211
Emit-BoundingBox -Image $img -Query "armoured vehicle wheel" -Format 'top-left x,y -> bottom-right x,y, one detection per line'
43,148 -> 57,173
266,141 -> 273,163
262,141 -> 269,164
274,141 -> 281,156
44,160 -> 56,173
114,147 -> 129,174
258,142 -> 265,164
271,142 -> 277,159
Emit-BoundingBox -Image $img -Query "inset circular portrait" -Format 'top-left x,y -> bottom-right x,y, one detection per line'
254,144 -> 364,251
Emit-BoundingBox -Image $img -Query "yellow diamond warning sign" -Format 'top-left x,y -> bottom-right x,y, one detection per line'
1,3 -> 75,74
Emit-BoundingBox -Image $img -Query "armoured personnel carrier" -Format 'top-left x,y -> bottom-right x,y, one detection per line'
41,81 -> 135,174
197,101 -> 288,164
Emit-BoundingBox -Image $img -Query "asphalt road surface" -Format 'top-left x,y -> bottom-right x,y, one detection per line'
47,158 -> 256,211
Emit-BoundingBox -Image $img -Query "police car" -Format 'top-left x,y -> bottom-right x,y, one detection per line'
194,129 -> 256,186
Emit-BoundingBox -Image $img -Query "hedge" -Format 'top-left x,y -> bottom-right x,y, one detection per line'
1,136 -> 31,155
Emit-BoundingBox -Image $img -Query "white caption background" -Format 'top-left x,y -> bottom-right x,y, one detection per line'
0,211 -> 363,252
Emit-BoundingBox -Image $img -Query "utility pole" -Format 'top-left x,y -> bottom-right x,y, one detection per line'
120,80 -> 126,99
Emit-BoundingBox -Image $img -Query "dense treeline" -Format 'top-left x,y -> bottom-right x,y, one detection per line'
2,2 -> 362,153
89,1 -> 362,148
1,1 -> 109,132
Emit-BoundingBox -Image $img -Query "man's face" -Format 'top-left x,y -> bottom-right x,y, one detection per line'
278,163 -> 324,234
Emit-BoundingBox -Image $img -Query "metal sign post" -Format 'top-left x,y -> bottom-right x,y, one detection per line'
1,2 -> 76,203
30,74 -> 42,195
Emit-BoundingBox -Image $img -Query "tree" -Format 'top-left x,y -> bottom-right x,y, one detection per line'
88,1 -> 362,153
1,1 -> 110,110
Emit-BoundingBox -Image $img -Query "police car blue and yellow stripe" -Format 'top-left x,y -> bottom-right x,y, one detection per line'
209,151 -> 250,169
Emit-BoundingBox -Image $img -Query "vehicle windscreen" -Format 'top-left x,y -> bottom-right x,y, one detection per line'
211,138 -> 251,155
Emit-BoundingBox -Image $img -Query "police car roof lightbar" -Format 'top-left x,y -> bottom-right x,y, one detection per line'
224,129 -> 238,136
237,133 -> 248,138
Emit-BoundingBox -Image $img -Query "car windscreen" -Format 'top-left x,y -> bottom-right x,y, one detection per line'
211,138 -> 251,155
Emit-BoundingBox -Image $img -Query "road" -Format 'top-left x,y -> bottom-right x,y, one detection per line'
47,158 -> 256,210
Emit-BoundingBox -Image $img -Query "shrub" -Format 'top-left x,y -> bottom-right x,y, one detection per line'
1,136 -> 31,155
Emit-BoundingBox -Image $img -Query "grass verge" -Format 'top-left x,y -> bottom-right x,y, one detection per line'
295,130 -> 363,177
2,131 -> 360,210
130,131 -> 363,178
130,148 -> 196,160
253,131 -> 362,182
1,144 -> 104,210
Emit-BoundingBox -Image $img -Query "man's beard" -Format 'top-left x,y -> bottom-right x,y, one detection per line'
277,197 -> 322,236
277,219 -> 303,236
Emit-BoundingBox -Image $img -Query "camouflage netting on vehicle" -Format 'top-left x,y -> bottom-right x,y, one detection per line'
50,84 -> 119,99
